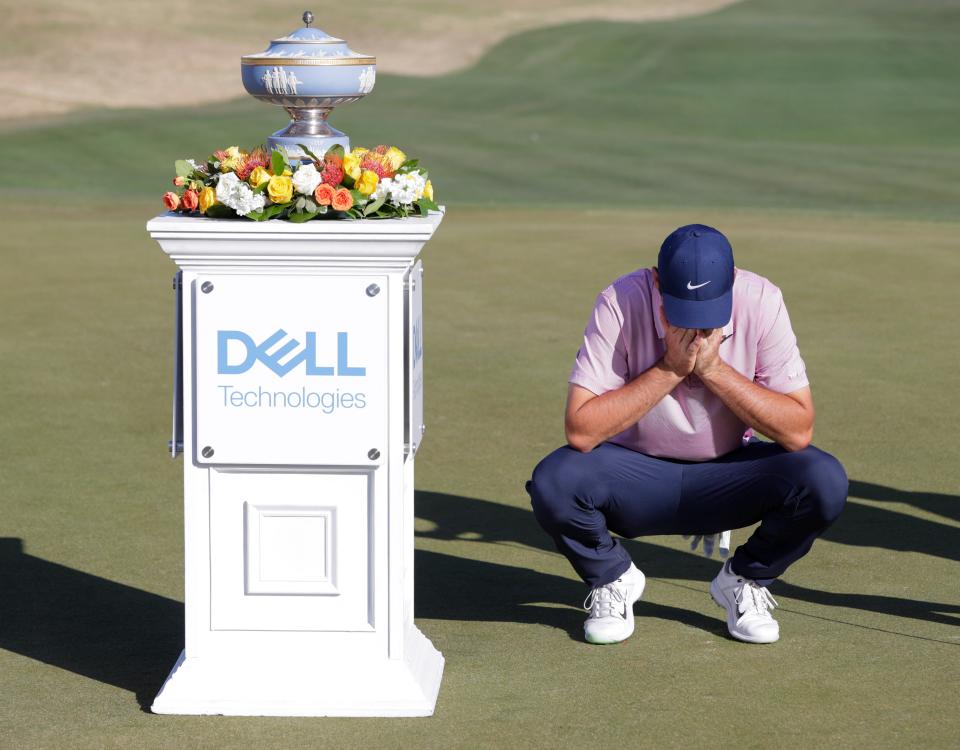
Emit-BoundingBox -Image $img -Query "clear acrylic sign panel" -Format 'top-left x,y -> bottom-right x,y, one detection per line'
194,273 -> 388,466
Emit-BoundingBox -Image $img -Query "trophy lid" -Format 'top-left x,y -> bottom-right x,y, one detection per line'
242,11 -> 375,66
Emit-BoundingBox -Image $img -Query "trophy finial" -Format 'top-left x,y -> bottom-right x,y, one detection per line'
303,11 -> 314,27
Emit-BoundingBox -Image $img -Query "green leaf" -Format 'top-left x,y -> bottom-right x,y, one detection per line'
323,144 -> 345,162
266,204 -> 287,220
297,143 -> 322,162
175,159 -> 193,178
204,203 -> 236,219
398,159 -> 419,172
245,209 -> 268,222
287,210 -> 318,223
363,194 -> 386,216
252,182 -> 267,194
417,197 -> 439,212
271,149 -> 286,176
304,198 -> 317,212
350,189 -> 365,203
295,196 -> 306,211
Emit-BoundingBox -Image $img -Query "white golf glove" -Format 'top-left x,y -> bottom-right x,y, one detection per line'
683,530 -> 731,558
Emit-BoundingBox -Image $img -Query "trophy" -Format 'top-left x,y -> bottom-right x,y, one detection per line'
241,11 -> 376,159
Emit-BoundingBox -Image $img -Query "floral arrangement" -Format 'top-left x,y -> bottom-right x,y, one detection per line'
161,144 -> 437,222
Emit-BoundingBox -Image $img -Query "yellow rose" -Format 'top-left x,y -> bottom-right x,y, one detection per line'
423,179 -> 434,202
220,146 -> 245,172
343,152 -> 362,181
350,147 -> 369,159
355,170 -> 379,196
248,166 -> 271,187
267,175 -> 294,204
198,186 -> 217,213
384,146 -> 407,172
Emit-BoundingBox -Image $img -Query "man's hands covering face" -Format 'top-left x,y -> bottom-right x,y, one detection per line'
660,308 -> 700,376
660,307 -> 725,379
692,327 -> 723,378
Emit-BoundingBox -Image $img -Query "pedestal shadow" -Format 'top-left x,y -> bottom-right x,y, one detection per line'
0,538 -> 183,710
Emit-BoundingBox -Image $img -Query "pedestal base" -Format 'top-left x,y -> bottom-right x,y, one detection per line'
151,626 -> 444,717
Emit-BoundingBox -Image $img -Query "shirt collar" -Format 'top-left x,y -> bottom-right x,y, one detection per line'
650,268 -> 735,340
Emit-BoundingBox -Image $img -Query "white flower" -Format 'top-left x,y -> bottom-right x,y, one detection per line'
386,171 -> 426,207
292,163 -> 322,195
216,172 -> 266,216
372,176 -> 393,202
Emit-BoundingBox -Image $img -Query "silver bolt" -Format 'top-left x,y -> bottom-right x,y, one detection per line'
202,446 -> 214,458
366,283 -> 380,297
201,281 -> 214,294
367,448 -> 380,460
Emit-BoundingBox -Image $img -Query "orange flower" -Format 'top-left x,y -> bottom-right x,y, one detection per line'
360,152 -> 392,179
162,191 -> 180,211
314,183 -> 335,206
173,175 -> 186,187
181,190 -> 199,211
332,188 -> 353,211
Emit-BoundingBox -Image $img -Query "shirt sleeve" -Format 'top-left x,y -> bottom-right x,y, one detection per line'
569,291 -> 629,395
754,288 -> 809,394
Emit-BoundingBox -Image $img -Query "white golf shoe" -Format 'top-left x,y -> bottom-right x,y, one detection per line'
710,559 -> 780,644
583,563 -> 646,645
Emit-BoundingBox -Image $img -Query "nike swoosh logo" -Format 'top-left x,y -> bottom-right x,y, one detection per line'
687,280 -> 711,290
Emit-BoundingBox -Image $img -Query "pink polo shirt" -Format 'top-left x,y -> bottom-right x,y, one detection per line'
569,268 -> 809,461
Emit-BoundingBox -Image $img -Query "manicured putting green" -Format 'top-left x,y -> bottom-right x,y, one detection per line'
1,202 -> 957,748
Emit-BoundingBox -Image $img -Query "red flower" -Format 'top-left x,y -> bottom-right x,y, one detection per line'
321,161 -> 344,186
181,190 -> 199,212
162,191 -> 180,211
236,146 -> 269,181
331,188 -> 353,212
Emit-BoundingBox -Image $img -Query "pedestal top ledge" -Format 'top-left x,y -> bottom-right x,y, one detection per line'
147,208 -> 444,269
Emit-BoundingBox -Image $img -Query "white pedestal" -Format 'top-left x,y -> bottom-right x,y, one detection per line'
147,210 -> 444,716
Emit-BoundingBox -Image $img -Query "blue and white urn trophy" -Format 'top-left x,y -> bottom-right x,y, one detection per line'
241,11 -> 376,159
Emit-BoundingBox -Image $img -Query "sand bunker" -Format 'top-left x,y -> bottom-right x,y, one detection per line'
0,0 -> 740,122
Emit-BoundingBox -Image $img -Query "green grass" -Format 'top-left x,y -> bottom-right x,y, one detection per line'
1,0 -> 959,747
3,0 -> 959,218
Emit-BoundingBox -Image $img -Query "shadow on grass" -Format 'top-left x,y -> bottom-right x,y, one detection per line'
2,481 -> 956,699
414,489 -> 960,633
414,549 -> 726,641
847,479 -> 960,523
0,538 -> 182,711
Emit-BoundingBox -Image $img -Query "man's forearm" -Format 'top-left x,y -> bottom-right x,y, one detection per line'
566,360 -> 683,452
699,361 -> 813,451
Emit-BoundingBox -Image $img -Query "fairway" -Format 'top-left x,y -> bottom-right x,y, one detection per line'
1,0 -> 958,747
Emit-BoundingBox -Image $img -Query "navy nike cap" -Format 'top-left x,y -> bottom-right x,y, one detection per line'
657,224 -> 735,329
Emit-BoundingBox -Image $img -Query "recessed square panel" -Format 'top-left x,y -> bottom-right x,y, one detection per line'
245,504 -> 337,594
210,470 -> 374,632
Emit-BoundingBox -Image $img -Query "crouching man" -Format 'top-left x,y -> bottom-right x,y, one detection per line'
526,224 -> 847,645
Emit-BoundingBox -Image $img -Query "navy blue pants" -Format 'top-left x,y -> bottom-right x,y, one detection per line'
526,441 -> 847,588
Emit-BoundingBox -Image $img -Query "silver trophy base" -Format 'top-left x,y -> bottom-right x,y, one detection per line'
267,107 -> 350,161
